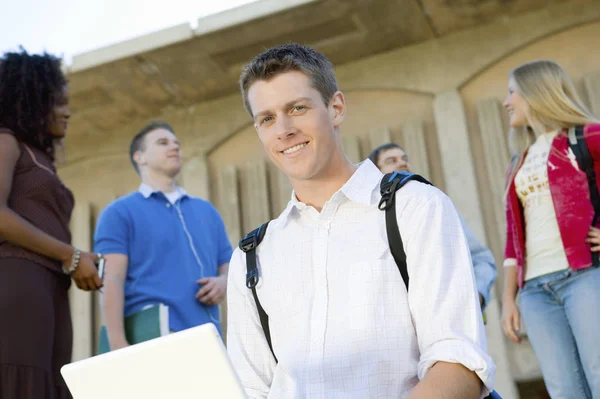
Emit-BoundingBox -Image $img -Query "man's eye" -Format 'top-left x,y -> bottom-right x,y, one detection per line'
293,105 -> 305,112
262,116 -> 273,124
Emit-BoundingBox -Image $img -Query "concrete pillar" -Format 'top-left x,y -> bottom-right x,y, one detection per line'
342,135 -> 362,164
401,119 -> 431,179
434,92 -> 521,397
368,126 -> 392,151
181,154 -> 210,200
485,299 -> 520,399
216,164 -> 242,247
91,199 -> 115,355
239,160 -> 271,235
69,202 -> 94,361
433,90 -> 487,243
92,288 -> 103,355
583,70 -> 600,117
476,99 -> 511,244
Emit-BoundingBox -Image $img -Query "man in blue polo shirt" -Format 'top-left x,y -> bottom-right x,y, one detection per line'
94,121 -> 232,350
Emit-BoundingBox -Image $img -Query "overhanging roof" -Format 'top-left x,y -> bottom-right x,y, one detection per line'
66,0 -> 569,135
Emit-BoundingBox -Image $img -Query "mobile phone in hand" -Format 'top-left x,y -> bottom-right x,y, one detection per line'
96,256 -> 106,282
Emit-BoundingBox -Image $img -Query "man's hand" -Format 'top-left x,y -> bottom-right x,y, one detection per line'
196,275 -> 227,306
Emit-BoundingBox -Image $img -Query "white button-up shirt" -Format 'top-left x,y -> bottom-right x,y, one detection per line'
227,160 -> 495,398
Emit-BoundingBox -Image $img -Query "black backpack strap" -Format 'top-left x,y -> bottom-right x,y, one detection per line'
239,222 -> 278,362
568,126 -> 600,265
378,172 -> 432,290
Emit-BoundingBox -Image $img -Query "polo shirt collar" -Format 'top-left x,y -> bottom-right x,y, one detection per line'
138,183 -> 188,199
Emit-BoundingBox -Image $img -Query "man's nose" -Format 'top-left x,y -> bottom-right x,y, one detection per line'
275,115 -> 296,139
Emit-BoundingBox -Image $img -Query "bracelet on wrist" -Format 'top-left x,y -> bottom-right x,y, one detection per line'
63,247 -> 82,275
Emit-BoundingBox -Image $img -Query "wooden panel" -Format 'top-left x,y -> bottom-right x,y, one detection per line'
269,166 -> 293,217
368,126 -> 392,151
342,135 -> 362,164
401,119 -> 431,179
476,98 -> 511,242
216,165 -> 242,246
583,70 -> 600,118
239,160 -> 271,234
181,154 -> 210,200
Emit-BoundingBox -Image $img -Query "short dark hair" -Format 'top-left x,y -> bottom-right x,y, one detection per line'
0,48 -> 67,158
367,143 -> 404,166
129,121 -> 174,174
239,43 -> 338,117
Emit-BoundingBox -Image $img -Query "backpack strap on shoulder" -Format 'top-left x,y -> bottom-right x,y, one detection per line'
568,126 -> 600,265
239,222 -> 277,362
240,223 -> 269,288
379,172 -> 432,290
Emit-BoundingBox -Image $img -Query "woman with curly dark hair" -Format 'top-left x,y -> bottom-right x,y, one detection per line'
0,49 -> 102,399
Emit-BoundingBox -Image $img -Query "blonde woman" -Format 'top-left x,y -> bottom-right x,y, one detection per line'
501,60 -> 600,398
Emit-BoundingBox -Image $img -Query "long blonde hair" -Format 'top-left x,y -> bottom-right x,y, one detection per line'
508,60 -> 599,157
504,60 -> 599,198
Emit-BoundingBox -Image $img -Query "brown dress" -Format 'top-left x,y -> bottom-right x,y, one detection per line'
0,128 -> 75,399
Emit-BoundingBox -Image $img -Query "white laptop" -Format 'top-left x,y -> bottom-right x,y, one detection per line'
61,323 -> 247,399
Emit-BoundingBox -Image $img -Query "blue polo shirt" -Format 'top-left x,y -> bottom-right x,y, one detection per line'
94,185 -> 233,333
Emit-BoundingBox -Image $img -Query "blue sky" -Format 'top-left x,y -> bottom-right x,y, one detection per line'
2,0 -> 257,65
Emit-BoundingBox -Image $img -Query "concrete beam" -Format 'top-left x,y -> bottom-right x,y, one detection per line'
71,23 -> 194,72
433,90 -> 488,243
195,0 -> 318,36
336,2 -> 600,94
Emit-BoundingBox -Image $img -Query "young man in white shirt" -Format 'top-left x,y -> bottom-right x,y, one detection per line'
226,43 -> 496,398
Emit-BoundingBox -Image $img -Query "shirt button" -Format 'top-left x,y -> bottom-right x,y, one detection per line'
166,203 -> 171,208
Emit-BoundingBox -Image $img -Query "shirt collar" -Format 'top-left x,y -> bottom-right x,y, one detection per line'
138,183 -> 188,199
277,159 -> 383,222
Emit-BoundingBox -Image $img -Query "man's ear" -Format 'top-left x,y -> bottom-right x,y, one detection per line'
330,91 -> 346,128
133,151 -> 145,167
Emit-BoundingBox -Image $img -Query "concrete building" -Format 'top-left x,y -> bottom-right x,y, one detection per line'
61,0 -> 600,397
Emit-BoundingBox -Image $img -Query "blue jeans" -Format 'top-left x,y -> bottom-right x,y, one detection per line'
520,266 -> 600,399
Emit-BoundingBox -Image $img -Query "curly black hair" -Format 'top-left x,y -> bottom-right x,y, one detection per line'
0,48 -> 67,157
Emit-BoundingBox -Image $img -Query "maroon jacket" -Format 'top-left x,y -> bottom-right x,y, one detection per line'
504,123 -> 600,288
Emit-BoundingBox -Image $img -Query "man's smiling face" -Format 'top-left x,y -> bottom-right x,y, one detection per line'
248,70 -> 344,182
